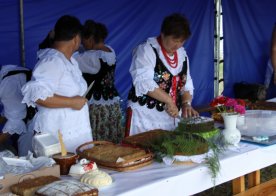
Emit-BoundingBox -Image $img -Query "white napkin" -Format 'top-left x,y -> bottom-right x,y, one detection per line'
162,151 -> 212,165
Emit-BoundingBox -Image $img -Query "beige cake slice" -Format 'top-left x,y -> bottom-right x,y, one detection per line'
10,175 -> 60,196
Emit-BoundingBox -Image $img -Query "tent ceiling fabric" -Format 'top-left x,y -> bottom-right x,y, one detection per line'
1,0 -> 275,106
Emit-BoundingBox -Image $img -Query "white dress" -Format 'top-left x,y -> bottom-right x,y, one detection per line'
128,37 -> 194,135
22,49 -> 93,153
0,65 -> 34,156
0,65 -> 28,135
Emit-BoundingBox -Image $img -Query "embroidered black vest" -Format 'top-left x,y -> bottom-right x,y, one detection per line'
128,46 -> 187,112
82,59 -> 118,100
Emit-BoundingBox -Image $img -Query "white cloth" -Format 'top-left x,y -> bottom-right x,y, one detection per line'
128,37 -> 194,135
22,49 -> 93,153
162,150 -> 212,165
74,45 -> 119,105
0,65 -> 28,135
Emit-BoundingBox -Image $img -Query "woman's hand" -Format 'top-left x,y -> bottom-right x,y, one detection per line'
182,103 -> 199,118
71,96 -> 88,110
165,100 -> 179,118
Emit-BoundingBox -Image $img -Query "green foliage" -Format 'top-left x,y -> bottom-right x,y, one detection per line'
205,154 -> 220,185
148,130 -> 226,185
150,132 -> 208,160
204,138 -> 226,185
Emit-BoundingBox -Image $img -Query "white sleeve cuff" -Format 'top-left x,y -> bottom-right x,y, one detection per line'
2,119 -> 27,135
21,81 -> 54,107
134,78 -> 159,97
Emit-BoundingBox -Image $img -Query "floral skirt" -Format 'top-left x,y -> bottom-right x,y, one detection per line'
89,102 -> 124,143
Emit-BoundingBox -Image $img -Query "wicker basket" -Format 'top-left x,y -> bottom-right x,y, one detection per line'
76,141 -> 153,171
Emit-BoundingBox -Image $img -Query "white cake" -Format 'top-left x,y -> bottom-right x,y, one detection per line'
69,159 -> 97,177
80,169 -> 112,188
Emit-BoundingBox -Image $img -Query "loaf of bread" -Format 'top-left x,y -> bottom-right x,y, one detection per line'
83,144 -> 146,163
80,169 -> 112,188
35,180 -> 98,196
10,175 -> 60,196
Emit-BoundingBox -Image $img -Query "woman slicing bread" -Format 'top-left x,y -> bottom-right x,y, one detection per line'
126,13 -> 198,136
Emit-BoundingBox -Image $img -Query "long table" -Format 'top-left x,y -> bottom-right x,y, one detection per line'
100,142 -> 276,196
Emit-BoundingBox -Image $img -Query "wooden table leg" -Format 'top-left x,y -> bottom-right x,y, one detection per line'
232,175 -> 245,194
248,170 -> 261,188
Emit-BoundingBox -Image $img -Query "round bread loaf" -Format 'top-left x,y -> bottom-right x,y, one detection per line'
80,169 -> 112,188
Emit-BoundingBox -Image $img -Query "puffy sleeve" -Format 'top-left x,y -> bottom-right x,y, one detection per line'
180,50 -> 194,96
100,46 -> 116,65
74,51 -> 101,74
129,43 -> 159,96
22,58 -> 64,107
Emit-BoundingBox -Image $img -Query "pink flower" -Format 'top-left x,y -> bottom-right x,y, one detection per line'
210,95 -> 246,115
234,104 -> 246,114
225,98 -> 237,107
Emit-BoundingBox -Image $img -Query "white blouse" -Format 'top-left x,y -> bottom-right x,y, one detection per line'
128,37 -> 194,135
74,45 -> 119,105
22,49 -> 92,153
0,65 -> 28,135
74,45 -> 116,75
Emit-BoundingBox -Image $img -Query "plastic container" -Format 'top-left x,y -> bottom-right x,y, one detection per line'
237,110 -> 276,136
33,133 -> 61,157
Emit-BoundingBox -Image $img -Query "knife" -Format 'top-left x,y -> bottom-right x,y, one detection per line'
82,81 -> 95,98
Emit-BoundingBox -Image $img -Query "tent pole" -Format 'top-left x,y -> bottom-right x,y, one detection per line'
214,0 -> 222,97
19,0 -> 26,67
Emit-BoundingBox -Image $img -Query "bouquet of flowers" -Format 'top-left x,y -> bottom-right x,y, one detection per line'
210,96 -> 246,121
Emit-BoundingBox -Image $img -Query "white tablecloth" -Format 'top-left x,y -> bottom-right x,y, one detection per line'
99,142 -> 276,196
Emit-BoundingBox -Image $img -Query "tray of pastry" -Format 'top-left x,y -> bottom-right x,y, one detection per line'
76,141 -> 153,171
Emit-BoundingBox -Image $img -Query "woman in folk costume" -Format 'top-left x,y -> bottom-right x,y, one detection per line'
74,20 -> 123,143
22,15 -> 92,153
126,13 -> 198,136
0,65 -> 33,156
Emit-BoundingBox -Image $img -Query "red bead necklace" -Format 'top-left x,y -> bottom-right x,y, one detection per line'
157,36 -> 178,68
